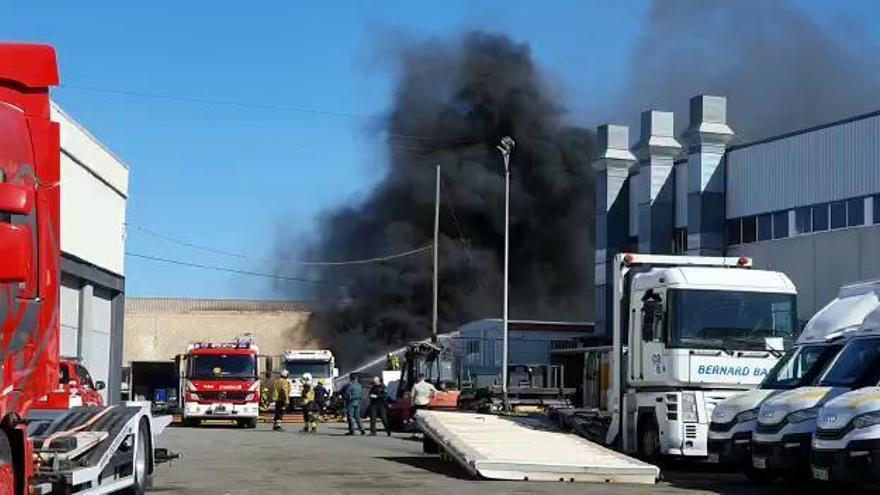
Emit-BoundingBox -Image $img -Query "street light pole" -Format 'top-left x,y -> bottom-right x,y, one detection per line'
497,136 -> 515,412
432,162 -> 440,344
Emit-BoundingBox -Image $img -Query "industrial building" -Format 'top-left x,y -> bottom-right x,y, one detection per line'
54,102 -> 129,403
455,319 -> 595,388
593,96 -> 880,333
123,298 -> 315,362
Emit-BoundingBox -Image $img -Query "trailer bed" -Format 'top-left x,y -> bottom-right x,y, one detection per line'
415,410 -> 658,484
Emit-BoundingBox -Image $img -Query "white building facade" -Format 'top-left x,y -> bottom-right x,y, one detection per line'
53,102 -> 129,403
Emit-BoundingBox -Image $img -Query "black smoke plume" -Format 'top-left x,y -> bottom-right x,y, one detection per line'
285,33 -> 595,368
279,1 -> 879,368
609,0 -> 880,141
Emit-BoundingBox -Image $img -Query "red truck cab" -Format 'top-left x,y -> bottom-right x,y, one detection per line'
33,360 -> 105,410
180,340 -> 260,428
0,43 -> 60,494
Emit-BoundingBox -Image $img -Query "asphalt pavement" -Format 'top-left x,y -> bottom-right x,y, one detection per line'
150,421 -> 816,495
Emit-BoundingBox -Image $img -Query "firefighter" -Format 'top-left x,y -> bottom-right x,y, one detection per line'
271,370 -> 292,431
300,373 -> 318,433
314,379 -> 329,422
367,376 -> 391,436
386,353 -> 401,370
344,374 -> 366,436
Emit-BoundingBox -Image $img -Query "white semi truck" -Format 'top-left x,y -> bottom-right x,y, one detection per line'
752,282 -> 880,479
281,350 -> 339,408
580,253 -> 797,461
707,280 -> 880,479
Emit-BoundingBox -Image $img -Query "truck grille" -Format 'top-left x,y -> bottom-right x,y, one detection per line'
199,391 -> 248,401
685,425 -> 698,439
755,421 -> 785,435
709,421 -> 735,433
815,426 -> 850,441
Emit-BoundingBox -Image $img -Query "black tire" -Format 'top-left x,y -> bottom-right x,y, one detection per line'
237,418 -> 258,429
182,417 -> 200,428
637,416 -> 661,463
745,467 -> 778,484
423,435 -> 439,454
0,431 -> 16,495
123,420 -> 151,495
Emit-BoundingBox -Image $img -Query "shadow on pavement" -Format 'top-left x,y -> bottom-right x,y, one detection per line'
379,456 -> 474,480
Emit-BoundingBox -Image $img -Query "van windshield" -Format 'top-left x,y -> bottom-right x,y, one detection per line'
761,344 -> 842,390
818,337 -> 880,388
667,289 -> 797,351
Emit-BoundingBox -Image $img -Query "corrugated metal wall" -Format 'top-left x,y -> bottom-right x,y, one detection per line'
726,113 -> 880,218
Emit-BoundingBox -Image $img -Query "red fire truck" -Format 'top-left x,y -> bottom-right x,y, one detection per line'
179,340 -> 260,428
0,43 -> 171,495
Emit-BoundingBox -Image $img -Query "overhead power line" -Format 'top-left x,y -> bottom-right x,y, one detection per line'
57,83 -> 445,144
125,251 -> 350,287
126,222 -> 431,266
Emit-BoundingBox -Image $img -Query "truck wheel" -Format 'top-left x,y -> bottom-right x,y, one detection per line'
0,432 -> 15,495
423,435 -> 439,454
246,418 -> 258,429
637,417 -> 661,463
182,417 -> 200,428
744,467 -> 777,484
123,420 -> 151,495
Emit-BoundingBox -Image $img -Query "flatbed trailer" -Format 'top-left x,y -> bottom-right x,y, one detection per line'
415,410 -> 658,484
27,403 -> 173,494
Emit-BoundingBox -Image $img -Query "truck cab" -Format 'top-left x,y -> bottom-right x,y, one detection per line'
180,340 -> 260,428
708,280 -> 879,477
753,288 -> 880,479
282,350 -> 338,409
34,359 -> 106,410
599,254 -> 798,460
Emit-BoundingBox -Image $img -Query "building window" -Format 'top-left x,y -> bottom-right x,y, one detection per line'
727,219 -> 741,246
812,204 -> 829,232
551,339 -> 577,350
848,197 -> 865,227
830,201 -> 847,229
757,214 -> 772,241
795,207 -> 812,234
773,211 -> 788,239
672,228 -> 687,253
466,340 -> 480,355
741,216 -> 757,244
874,195 -> 880,224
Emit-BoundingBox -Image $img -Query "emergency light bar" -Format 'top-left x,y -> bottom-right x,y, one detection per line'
619,253 -> 752,269
187,341 -> 253,351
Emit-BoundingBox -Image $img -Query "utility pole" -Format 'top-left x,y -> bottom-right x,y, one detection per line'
432,162 -> 440,343
496,136 -> 515,411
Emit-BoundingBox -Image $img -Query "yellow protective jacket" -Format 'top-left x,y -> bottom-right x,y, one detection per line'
270,378 -> 292,403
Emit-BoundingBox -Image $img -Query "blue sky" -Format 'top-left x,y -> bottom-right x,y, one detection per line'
3,1 -> 875,300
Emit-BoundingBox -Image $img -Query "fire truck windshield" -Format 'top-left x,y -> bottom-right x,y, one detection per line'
284,360 -> 331,378
189,354 -> 257,380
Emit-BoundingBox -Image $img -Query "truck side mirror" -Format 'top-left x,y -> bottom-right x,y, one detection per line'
0,222 -> 33,283
95,380 -> 106,391
641,305 -> 655,341
0,183 -> 34,215
333,368 -> 340,378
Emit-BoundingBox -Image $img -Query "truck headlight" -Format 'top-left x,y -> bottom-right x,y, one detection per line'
682,392 -> 698,423
786,406 -> 819,424
735,409 -> 758,424
245,393 -> 255,401
852,412 -> 880,429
